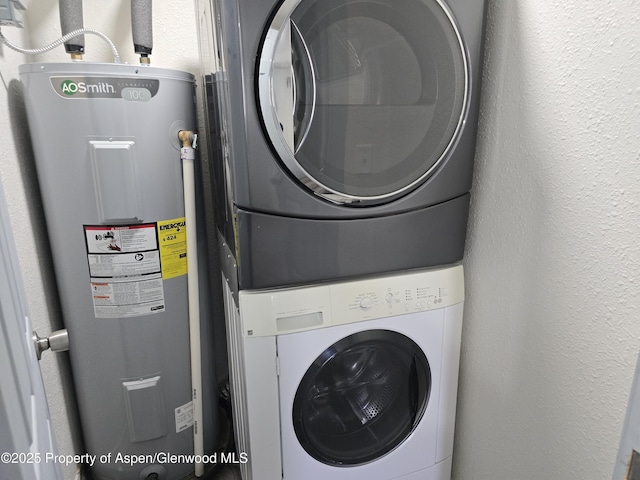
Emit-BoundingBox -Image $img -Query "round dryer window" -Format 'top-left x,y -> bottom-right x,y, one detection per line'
292,330 -> 431,466
258,0 -> 468,204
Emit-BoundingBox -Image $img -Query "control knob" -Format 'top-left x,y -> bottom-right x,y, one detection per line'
359,297 -> 374,310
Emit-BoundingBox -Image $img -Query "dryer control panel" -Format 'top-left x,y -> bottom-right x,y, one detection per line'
239,265 -> 464,337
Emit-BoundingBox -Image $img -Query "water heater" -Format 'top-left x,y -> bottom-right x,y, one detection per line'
19,62 -> 218,480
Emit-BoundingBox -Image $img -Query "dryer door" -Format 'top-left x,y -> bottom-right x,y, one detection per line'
291,329 -> 430,466
258,0 -> 467,205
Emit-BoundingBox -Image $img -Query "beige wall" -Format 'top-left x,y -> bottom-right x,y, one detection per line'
456,1 -> 640,478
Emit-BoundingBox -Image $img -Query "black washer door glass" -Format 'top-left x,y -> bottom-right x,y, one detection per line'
259,0 -> 467,203
292,330 -> 431,466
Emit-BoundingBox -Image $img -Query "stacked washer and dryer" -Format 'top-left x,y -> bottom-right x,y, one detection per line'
197,0 -> 486,478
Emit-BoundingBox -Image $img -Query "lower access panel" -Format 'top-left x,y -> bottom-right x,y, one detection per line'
122,375 -> 167,443
236,193 -> 469,289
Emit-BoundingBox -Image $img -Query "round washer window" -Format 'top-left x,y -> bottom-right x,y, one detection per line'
258,0 -> 468,204
292,330 -> 431,466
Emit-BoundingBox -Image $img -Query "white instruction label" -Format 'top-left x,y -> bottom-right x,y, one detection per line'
90,274 -> 165,318
88,251 -> 161,277
84,223 -> 165,318
175,401 -> 194,433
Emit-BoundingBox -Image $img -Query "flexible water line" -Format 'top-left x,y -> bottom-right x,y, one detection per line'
0,27 -> 121,63
179,131 -> 205,477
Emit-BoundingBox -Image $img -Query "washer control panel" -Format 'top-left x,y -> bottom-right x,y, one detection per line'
330,265 -> 464,325
239,265 -> 464,337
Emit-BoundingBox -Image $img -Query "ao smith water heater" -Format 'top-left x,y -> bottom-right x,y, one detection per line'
20,62 -> 217,480
21,62 -> 218,480
15,2 -> 219,479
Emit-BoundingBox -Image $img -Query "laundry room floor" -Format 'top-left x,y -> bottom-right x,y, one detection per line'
213,465 -> 241,479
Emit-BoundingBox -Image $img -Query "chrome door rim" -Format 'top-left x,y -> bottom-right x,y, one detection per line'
258,0 -> 469,205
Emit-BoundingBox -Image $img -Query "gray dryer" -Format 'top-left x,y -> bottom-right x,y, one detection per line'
198,0 -> 487,289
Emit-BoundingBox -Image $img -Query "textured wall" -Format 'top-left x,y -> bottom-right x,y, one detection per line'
0,2 -> 201,479
455,0 -> 640,479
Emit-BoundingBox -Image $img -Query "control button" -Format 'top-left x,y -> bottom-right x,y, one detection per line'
385,293 -> 394,304
359,297 -> 374,310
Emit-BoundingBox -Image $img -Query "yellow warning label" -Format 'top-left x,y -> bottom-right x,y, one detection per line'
157,217 -> 187,279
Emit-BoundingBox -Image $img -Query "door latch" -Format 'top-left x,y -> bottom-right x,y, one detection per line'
32,329 -> 69,360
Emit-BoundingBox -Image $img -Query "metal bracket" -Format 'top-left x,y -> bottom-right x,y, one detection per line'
0,0 -> 28,28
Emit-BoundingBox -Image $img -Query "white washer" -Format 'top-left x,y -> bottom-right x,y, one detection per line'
223,265 -> 464,480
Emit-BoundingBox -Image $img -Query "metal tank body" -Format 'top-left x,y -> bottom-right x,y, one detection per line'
19,62 -> 217,480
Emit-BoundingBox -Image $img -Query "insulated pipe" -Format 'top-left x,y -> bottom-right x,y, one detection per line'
59,0 -> 84,60
131,0 -> 153,64
178,131 -> 205,477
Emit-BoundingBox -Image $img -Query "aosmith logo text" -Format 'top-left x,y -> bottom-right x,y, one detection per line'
61,79 -> 116,96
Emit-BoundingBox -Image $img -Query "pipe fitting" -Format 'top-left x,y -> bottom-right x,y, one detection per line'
178,130 -> 196,148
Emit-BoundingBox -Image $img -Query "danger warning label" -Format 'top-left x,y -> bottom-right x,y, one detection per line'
84,223 -> 165,318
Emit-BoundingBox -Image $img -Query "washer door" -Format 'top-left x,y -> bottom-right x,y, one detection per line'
292,330 -> 431,466
258,0 -> 468,205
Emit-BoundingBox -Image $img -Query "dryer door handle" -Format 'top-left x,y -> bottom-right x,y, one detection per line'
290,19 -> 317,154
